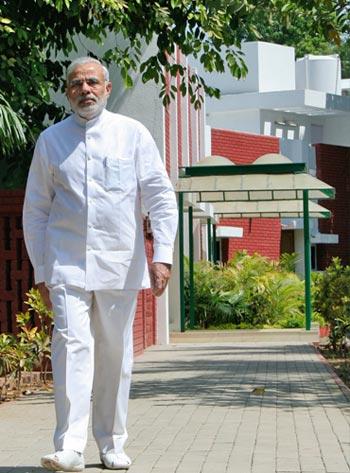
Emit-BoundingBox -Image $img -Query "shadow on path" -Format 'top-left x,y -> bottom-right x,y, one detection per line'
130,343 -> 350,409
0,466 -> 104,473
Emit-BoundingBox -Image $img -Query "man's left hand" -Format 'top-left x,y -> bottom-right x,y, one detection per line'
150,262 -> 172,297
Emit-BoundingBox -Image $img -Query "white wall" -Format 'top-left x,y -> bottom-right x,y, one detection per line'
189,41 -> 295,95
207,109 -> 261,134
257,42 -> 295,92
322,116 -> 350,147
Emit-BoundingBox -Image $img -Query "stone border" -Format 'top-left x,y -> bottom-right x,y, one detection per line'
312,342 -> 350,401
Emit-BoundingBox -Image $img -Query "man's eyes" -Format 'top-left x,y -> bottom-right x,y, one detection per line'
70,78 -> 101,88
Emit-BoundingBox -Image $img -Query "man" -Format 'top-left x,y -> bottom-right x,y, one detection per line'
23,57 -> 178,471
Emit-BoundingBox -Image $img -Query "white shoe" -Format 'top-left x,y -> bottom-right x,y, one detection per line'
41,450 -> 85,472
100,451 -> 132,470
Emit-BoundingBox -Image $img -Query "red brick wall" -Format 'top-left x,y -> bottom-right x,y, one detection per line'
164,71 -> 171,175
134,289 -> 156,356
0,191 -> 156,356
315,144 -> 350,268
219,218 -> 281,261
0,190 -> 33,333
211,128 -> 279,164
176,48 -> 183,168
133,234 -> 156,356
211,129 -> 281,261
187,68 -> 193,166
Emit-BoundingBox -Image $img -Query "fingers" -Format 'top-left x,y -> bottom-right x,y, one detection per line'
150,263 -> 171,297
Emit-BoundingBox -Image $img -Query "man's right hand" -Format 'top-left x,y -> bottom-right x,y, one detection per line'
37,282 -> 52,310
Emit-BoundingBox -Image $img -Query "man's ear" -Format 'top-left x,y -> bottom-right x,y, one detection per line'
106,81 -> 112,96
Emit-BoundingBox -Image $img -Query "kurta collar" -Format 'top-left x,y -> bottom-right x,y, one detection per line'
73,108 -> 107,128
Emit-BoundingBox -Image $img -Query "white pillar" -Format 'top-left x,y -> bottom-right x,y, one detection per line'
294,229 -> 305,277
156,288 -> 169,345
168,232 -> 181,332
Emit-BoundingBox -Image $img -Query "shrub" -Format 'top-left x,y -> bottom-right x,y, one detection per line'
185,251 -> 305,329
313,257 -> 350,351
0,288 -> 53,400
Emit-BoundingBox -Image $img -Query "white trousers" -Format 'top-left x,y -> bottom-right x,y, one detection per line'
49,285 -> 138,454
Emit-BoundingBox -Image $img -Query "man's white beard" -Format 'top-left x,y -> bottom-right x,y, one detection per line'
71,95 -> 108,120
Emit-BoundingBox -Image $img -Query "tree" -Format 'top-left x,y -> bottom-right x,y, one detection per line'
244,4 -> 350,76
0,0 -> 348,187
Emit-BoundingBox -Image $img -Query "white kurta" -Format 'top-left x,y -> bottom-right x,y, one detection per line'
23,109 -> 178,290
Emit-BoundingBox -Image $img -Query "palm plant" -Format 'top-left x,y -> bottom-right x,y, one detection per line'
0,90 -> 26,157
0,334 -> 19,399
185,251 -> 305,329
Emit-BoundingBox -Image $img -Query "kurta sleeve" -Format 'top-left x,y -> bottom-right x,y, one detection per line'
135,126 -> 178,265
23,134 -> 55,284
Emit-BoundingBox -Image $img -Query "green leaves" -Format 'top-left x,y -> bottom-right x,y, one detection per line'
184,251 -> 305,329
0,0 -> 347,187
0,16 -> 14,33
313,257 -> 350,351
0,288 -> 54,400
0,92 -> 27,158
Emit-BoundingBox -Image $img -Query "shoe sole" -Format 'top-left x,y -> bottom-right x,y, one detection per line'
100,458 -> 131,470
41,458 -> 84,472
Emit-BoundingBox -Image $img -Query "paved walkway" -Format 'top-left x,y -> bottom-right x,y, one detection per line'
0,342 -> 349,473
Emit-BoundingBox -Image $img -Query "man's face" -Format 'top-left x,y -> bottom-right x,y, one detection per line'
66,62 -> 112,120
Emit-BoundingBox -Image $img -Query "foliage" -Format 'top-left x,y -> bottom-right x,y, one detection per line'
279,252 -> 298,273
0,288 -> 53,400
336,36 -> 350,79
0,333 -> 19,397
0,0 -> 348,187
245,5 -> 350,79
0,91 -> 26,159
313,257 -> 350,351
328,317 -> 350,353
185,251 -> 305,329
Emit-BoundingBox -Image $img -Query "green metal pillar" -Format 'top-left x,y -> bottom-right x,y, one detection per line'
207,218 -> 212,262
178,193 -> 185,332
303,190 -> 312,331
212,224 -> 217,264
188,206 -> 195,329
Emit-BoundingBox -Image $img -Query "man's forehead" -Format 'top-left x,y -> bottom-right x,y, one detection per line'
68,63 -> 104,78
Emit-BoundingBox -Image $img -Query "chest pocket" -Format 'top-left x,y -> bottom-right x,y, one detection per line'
104,157 -> 135,192
104,157 -> 122,191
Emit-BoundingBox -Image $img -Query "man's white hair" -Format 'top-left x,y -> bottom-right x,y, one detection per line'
66,57 -> 109,82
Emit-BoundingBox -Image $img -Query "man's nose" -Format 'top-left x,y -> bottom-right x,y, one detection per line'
80,80 -> 92,93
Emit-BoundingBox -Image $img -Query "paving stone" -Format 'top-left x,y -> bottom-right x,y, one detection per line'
0,342 -> 349,473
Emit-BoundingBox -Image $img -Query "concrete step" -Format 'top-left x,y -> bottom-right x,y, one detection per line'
170,328 -> 321,343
